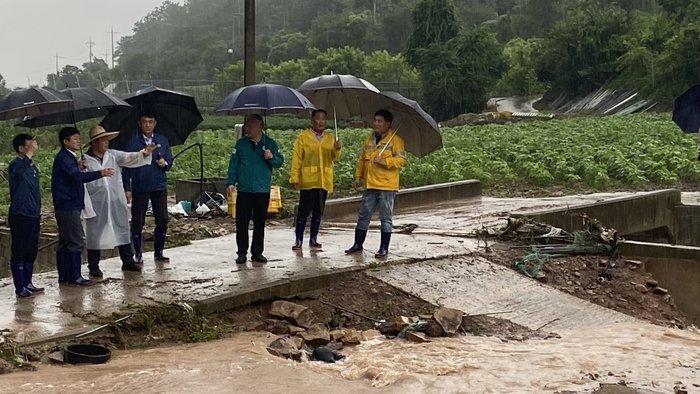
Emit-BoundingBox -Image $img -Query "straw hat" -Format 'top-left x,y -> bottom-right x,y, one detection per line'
87,125 -> 119,144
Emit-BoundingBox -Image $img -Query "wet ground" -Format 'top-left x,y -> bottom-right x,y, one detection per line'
1,191 -> 652,340
3,190 -> 700,393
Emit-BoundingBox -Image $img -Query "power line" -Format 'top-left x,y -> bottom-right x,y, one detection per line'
86,37 -> 95,63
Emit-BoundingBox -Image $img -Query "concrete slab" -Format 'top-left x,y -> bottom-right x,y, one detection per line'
0,190 -> 666,342
368,256 -> 639,332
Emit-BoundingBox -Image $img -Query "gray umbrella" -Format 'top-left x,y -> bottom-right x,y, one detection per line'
297,74 -> 389,137
361,91 -> 442,158
0,87 -> 72,121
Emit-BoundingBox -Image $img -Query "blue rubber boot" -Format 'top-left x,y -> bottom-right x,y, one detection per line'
11,262 -> 33,297
132,231 -> 143,263
309,216 -> 322,248
24,261 -> 44,292
68,251 -> 92,286
154,227 -> 170,262
292,217 -> 307,250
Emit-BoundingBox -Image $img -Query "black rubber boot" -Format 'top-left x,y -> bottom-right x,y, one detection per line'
375,232 -> 392,258
344,229 -> 367,254
87,249 -> 103,278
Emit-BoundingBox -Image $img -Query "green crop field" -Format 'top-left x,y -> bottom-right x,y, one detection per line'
0,113 -> 697,217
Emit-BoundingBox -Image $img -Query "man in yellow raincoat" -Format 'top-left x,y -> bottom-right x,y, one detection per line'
289,109 -> 341,250
345,109 -> 405,258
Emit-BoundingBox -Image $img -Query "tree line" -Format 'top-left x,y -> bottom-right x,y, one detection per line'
2,0 -> 698,122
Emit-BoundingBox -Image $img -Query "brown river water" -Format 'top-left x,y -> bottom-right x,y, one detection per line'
4,322 -> 700,394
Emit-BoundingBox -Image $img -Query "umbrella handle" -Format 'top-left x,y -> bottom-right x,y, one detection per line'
378,124 -> 400,156
334,106 -> 338,141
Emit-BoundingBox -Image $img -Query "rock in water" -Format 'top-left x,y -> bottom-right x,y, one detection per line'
433,308 -> 464,335
312,346 -> 346,363
268,300 -> 317,328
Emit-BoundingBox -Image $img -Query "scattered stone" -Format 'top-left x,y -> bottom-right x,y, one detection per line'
377,316 -> 413,335
340,329 -> 362,345
404,331 -> 429,343
370,288 -> 379,295
573,272 -> 581,278
653,287 -> 669,295
599,260 -> 608,267
297,323 -> 330,347
47,351 -> 64,364
361,329 -> 383,341
325,340 -> 344,351
269,300 -> 317,328
264,319 -> 290,335
329,330 -> 345,341
634,284 -> 648,293
245,321 -> 266,332
267,337 -> 301,360
287,326 -> 305,336
646,279 -> 659,288
434,307 -> 464,334
425,319 -> 446,337
535,271 -> 547,282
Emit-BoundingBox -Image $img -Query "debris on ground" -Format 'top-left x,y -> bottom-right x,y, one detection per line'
262,299 -> 560,363
0,329 -> 37,374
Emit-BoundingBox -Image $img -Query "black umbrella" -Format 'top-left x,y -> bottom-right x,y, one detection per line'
361,91 -> 442,158
0,87 -> 72,121
215,83 -> 316,115
100,86 -> 203,150
672,85 -> 700,133
17,87 -> 131,128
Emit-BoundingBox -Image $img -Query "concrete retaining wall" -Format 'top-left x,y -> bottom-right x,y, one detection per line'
323,180 -> 482,219
510,189 -> 681,239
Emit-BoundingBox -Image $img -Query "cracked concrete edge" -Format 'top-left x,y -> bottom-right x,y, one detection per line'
20,253 -> 471,346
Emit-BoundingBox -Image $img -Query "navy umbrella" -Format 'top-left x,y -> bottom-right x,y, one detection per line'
215,83 -> 316,115
0,87 -> 72,121
17,87 -> 131,128
361,91 -> 442,158
100,86 -> 203,150
672,85 -> 700,133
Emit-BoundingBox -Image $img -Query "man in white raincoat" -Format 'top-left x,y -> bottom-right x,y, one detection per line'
83,125 -> 155,277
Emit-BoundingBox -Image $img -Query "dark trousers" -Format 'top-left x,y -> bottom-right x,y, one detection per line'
131,189 -> 169,232
55,210 -> 84,254
297,188 -> 329,219
88,244 -> 136,268
9,215 -> 40,263
236,191 -> 270,256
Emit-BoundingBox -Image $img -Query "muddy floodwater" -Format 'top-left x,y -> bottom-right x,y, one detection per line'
4,322 -> 700,394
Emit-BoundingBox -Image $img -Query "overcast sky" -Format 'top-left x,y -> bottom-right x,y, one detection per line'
0,0 -> 180,88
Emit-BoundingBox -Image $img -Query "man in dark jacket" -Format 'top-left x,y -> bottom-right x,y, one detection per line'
226,114 -> 283,264
8,134 -> 44,297
52,127 -> 114,286
123,111 -> 173,263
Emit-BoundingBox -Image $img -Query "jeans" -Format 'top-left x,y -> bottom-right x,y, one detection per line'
356,189 -> 396,233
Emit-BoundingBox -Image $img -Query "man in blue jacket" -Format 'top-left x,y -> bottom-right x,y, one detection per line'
8,134 -> 44,297
123,111 -> 173,263
52,127 -> 114,286
226,114 -> 283,264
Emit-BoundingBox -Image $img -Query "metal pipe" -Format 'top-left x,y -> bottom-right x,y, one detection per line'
244,0 -> 255,86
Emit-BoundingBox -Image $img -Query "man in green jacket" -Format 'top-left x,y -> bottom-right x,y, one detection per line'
226,114 -> 284,264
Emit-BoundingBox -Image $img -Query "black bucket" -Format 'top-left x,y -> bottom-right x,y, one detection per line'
63,344 -> 111,365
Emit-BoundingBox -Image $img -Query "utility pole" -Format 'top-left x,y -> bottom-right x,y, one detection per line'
244,0 -> 255,86
54,52 -> 60,75
86,37 -> 95,63
111,26 -> 115,68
